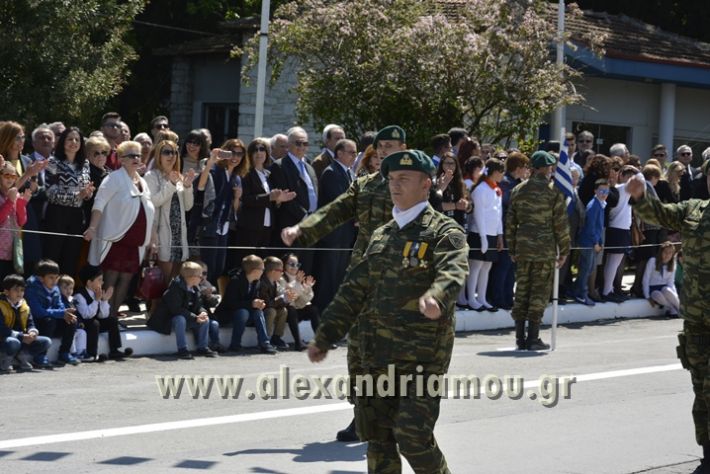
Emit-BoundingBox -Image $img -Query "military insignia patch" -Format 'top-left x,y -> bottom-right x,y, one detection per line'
448,232 -> 465,249
391,129 -> 401,139
399,154 -> 413,166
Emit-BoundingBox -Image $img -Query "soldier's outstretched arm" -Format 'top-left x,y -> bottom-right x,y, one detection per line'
311,258 -> 370,352
296,178 -> 360,247
422,228 -> 469,315
633,194 -> 691,233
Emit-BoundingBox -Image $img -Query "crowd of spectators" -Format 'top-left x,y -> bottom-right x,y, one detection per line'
1,114 -> 705,370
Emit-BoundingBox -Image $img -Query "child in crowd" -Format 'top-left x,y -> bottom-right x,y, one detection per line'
0,163 -> 31,280
25,259 -> 79,365
215,255 -> 276,354
643,241 -> 679,317
574,179 -> 609,306
0,274 -> 52,371
57,274 -> 86,360
258,256 -> 294,350
280,253 -> 320,351
148,261 -> 216,359
195,260 -> 225,353
74,265 -> 132,361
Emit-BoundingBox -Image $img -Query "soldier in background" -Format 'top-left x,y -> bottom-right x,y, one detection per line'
627,173 -> 710,474
308,150 -> 468,473
506,151 -> 570,350
281,125 -> 406,442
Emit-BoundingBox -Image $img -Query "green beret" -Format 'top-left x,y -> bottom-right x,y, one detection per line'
374,125 -> 406,147
531,150 -> 556,168
381,149 -> 436,178
702,160 -> 710,176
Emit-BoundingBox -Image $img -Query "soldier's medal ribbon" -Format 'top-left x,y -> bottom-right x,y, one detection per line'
402,241 -> 413,268
417,242 -> 429,268
409,242 -> 420,267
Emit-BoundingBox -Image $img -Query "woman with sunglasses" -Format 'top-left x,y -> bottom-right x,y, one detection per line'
84,141 -> 155,319
145,140 -> 196,285
197,138 -> 249,286
83,136 -> 111,224
232,138 -> 296,270
44,127 -> 93,277
0,121 -> 44,275
181,130 -> 214,250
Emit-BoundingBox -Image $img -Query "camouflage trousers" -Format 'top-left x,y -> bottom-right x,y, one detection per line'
679,323 -> 710,445
354,371 -> 450,474
511,260 -> 555,323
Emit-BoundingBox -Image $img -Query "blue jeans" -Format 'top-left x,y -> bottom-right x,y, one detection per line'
172,315 -> 209,351
192,319 -> 220,345
1,335 -> 51,358
575,248 -> 597,299
230,309 -> 269,349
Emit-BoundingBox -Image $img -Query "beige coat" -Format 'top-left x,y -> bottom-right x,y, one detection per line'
144,170 -> 194,262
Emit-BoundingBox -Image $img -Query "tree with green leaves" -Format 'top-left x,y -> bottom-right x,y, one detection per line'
239,0 -> 599,148
0,0 -> 144,129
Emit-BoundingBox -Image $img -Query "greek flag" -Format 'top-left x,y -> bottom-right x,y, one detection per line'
553,139 -> 575,215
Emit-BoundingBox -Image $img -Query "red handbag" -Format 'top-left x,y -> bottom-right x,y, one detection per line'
138,263 -> 167,300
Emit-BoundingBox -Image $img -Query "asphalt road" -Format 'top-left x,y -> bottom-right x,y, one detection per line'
0,316 -> 699,473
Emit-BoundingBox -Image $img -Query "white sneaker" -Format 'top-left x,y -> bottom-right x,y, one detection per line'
15,351 -> 34,370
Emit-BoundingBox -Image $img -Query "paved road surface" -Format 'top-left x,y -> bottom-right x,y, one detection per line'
0,317 -> 698,473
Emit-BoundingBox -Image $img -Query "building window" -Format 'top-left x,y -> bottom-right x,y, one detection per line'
202,103 -> 239,146
571,122 -> 631,156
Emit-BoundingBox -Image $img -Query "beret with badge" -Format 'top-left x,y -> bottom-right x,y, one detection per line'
530,150 -> 557,169
381,149 -> 437,178
373,125 -> 406,148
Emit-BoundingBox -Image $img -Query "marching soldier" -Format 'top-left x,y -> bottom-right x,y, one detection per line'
281,125 -> 406,441
308,149 -> 468,473
627,172 -> 710,474
506,150 -> 570,350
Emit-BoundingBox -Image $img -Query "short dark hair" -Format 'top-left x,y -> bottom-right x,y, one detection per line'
264,256 -> 283,272
359,131 -> 376,149
79,265 -> 103,284
150,115 -> 169,128
3,274 -> 26,291
35,259 -> 61,277
431,134 -> 451,153
101,112 -> 121,125
447,127 -> 468,146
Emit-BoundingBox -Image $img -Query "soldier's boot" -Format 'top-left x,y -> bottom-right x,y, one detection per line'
515,320 -> 526,350
336,417 -> 359,442
526,322 -> 550,351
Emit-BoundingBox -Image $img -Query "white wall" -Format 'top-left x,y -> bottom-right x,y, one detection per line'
566,76 -> 710,159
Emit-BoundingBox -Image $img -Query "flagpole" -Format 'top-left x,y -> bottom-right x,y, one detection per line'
551,0 -> 566,142
254,0 -> 271,139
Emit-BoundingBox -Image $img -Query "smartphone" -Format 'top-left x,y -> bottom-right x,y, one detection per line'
218,149 -> 232,159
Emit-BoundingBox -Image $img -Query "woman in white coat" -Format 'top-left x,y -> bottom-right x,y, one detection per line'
466,158 -> 505,312
84,141 -> 155,318
144,140 -> 196,284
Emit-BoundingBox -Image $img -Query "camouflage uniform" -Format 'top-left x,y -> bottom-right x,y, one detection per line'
313,204 -> 468,474
299,172 -> 392,378
633,194 -> 710,446
506,172 -> 570,348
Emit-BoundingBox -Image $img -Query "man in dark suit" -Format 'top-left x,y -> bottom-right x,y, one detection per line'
269,126 -> 319,273
312,124 -> 346,179
676,144 -> 700,201
313,139 -> 358,310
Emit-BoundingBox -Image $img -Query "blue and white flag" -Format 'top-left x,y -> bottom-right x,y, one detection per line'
553,139 -> 575,215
